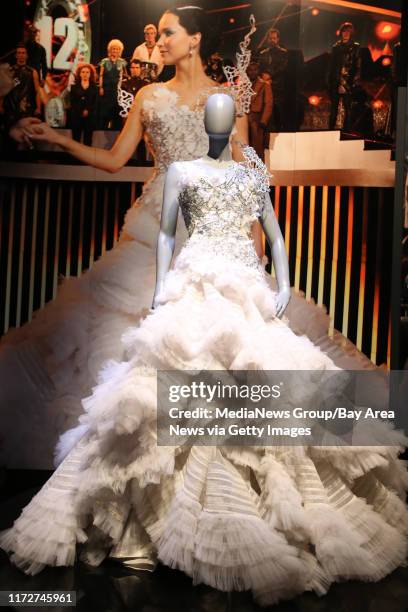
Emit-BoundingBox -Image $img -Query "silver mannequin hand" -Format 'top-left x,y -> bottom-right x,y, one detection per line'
260,192 -> 291,317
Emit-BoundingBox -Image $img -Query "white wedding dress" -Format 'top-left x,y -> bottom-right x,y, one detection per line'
0,85 -> 378,469
1,155 -> 407,606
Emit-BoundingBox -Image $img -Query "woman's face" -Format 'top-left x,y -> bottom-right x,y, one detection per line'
80,67 -> 91,80
157,12 -> 201,65
108,44 -> 122,59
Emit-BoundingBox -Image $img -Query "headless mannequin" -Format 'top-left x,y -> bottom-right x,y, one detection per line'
153,93 -> 291,317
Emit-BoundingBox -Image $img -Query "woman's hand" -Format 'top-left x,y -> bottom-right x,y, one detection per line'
99,87 -> 104,97
275,287 -> 291,318
21,122 -> 65,146
9,117 -> 42,145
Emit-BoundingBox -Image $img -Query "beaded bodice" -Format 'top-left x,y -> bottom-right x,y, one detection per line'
177,160 -> 265,272
141,85 -> 211,173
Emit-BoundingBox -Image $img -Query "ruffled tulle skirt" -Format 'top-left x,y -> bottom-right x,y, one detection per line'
1,246 -> 407,606
0,171 -> 384,469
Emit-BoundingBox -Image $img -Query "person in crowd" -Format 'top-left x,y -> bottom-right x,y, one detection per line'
24,24 -> 48,86
386,41 -> 401,138
0,62 -> 43,152
5,44 -> 42,126
328,22 -> 361,131
99,39 -> 127,129
206,52 -> 225,83
259,28 -> 288,131
132,24 -> 164,81
122,59 -> 149,97
246,60 -> 273,158
69,63 -> 98,146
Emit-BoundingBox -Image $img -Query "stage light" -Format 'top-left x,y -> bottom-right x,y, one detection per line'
381,57 -> 392,67
311,8 -> 319,16
308,95 -> 320,106
372,100 -> 384,109
375,21 -> 400,41
229,18 -> 235,24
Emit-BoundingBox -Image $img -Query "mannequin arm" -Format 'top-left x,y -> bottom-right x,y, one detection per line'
152,163 -> 181,308
260,192 -> 291,317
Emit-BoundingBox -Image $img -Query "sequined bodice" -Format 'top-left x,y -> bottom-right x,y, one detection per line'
178,161 -> 264,272
141,86 -> 211,173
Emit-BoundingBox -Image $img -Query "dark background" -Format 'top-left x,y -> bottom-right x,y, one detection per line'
3,0 -> 403,65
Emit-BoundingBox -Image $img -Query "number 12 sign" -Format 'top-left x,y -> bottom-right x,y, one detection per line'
34,0 -> 91,84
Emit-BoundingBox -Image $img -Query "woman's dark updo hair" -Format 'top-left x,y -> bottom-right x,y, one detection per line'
164,6 -> 220,61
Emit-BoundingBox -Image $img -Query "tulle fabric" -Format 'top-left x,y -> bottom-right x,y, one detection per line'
1,238 -> 407,605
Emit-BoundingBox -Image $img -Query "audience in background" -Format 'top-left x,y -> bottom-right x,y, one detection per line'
122,59 -> 148,96
5,44 -> 41,126
69,63 -> 98,146
328,22 -> 361,131
99,39 -> 127,129
0,12 -> 400,154
24,24 -> 48,86
206,53 -> 226,83
132,24 -> 163,81
247,60 -> 273,159
259,28 -> 289,130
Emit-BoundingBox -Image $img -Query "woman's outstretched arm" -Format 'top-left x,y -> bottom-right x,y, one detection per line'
22,85 -> 152,173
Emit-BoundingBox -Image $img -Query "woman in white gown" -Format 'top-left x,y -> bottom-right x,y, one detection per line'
0,7 -> 375,470
1,95 -> 407,606
0,7 -> 246,468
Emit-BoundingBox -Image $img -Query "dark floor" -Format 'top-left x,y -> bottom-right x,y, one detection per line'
1,473 -> 408,612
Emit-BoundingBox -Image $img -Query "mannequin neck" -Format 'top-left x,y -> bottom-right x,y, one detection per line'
206,135 -> 231,161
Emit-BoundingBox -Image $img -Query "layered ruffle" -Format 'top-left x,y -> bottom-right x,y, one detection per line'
2,253 -> 406,605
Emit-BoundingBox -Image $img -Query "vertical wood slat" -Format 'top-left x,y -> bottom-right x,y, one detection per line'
274,185 -> 281,218
356,188 -> 368,351
4,185 -> 16,334
114,186 -> 120,244
387,314 -> 392,369
28,184 -> 39,322
0,195 -> 3,314
371,189 -> 384,363
77,186 -> 85,276
342,187 -> 354,336
65,186 -> 74,278
284,186 -> 292,253
305,185 -> 315,300
101,187 -> 108,255
317,186 -> 328,306
52,185 -> 62,300
271,186 -> 281,279
0,179 -> 392,368
89,185 -> 97,267
16,184 -> 28,328
294,186 -> 304,291
40,184 -> 50,309
130,182 -> 136,208
328,186 -> 341,335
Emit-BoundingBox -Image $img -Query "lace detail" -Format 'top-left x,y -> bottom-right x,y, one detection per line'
178,161 -> 264,274
222,15 -> 257,116
240,143 -> 271,193
141,86 -> 212,173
